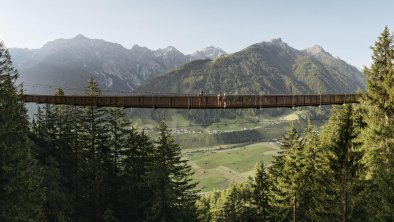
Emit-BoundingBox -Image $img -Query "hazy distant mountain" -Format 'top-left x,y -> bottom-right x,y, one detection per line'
140,38 -> 365,95
189,46 -> 226,60
154,46 -> 188,69
9,35 -> 226,94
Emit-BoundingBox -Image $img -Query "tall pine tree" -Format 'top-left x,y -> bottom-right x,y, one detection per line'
80,77 -> 112,221
319,105 -> 363,221
118,129 -> 154,221
360,26 -> 394,220
0,40 -> 45,221
145,121 -> 198,221
249,161 -> 272,221
297,123 -> 331,221
268,125 -> 302,222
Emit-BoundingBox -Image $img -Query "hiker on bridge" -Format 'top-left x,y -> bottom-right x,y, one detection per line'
198,90 -> 204,106
223,92 -> 227,108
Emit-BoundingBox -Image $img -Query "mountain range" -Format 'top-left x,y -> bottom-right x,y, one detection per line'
9,35 -> 364,98
134,38 -> 365,125
9,34 -> 226,94
139,38 -> 365,95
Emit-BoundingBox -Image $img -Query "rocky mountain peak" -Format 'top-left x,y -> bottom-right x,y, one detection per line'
154,46 -> 184,58
74,34 -> 89,39
305,44 -> 325,54
163,46 -> 177,51
131,44 -> 152,53
268,38 -> 290,48
304,44 -> 333,58
190,46 -> 226,60
270,38 -> 283,44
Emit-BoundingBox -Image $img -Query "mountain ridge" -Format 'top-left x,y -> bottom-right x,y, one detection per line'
9,35 -> 364,97
133,38 -> 365,125
139,38 -> 365,95
9,34 -> 226,94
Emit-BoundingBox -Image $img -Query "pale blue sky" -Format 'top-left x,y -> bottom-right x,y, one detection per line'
1,0 -> 393,68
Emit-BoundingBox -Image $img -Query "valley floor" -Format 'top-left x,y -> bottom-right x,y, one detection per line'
132,107 -> 328,191
183,142 -> 280,192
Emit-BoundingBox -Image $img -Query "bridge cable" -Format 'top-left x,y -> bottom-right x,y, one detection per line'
152,93 -> 155,110
187,93 -> 190,110
292,92 -> 295,109
259,94 -> 262,110
319,94 -> 322,108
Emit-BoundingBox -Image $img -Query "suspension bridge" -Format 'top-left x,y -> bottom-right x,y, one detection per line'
20,93 -> 361,109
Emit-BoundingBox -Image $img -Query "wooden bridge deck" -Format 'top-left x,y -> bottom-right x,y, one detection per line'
20,94 -> 361,109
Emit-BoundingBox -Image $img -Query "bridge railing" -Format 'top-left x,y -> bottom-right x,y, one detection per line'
20,93 -> 361,109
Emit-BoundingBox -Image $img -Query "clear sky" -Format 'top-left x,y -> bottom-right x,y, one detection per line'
1,0 -> 393,68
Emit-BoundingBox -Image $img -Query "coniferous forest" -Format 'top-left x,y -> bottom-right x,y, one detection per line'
1,27 -> 394,221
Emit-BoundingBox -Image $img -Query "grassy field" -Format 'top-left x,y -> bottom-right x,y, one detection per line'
129,108 -> 328,191
184,142 -> 280,192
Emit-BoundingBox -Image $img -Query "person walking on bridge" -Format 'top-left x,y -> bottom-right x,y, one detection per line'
223,92 -> 227,108
198,90 -> 204,106
217,93 -> 222,108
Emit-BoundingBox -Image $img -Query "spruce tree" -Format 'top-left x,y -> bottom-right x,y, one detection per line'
250,162 -> 271,221
30,90 -> 76,220
360,26 -> 394,220
268,125 -> 302,221
319,105 -> 363,221
42,156 -> 71,221
145,121 -> 198,221
107,108 -> 130,175
68,104 -> 85,220
297,123 -> 331,221
195,193 -> 212,222
117,129 -> 154,221
0,40 -> 45,221
80,77 -> 112,221
219,184 -> 245,222
283,126 -> 304,222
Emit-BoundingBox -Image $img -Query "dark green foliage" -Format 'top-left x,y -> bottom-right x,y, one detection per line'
80,78 -> 112,220
297,123 -> 329,221
319,105 -> 364,221
249,162 -> 272,221
117,129 -> 154,221
197,183 -> 255,222
360,26 -> 394,221
0,41 -> 45,221
268,125 -> 301,221
29,78 -> 200,221
218,183 -> 252,221
107,108 -> 129,175
42,156 -> 71,221
145,121 -> 199,221
198,105 -> 365,222
264,106 -> 364,222
31,97 -> 84,220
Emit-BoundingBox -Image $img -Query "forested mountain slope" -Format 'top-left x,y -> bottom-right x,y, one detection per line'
135,39 -> 365,125
139,38 -> 364,95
